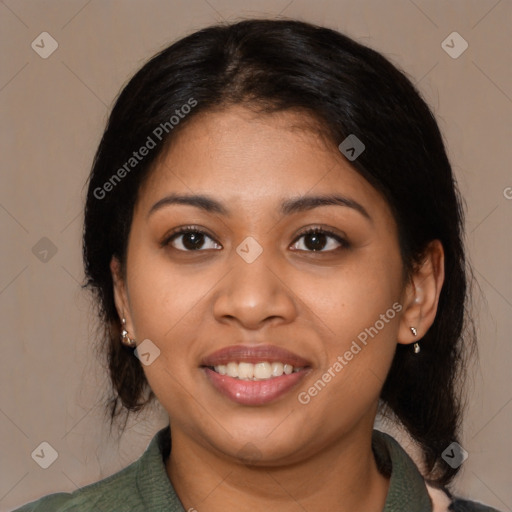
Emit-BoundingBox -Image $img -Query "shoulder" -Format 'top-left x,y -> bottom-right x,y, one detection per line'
425,482 -> 503,512
12,457 -> 142,512
12,493 -> 74,512
12,426 -> 176,512
373,430 -> 503,512
449,497 -> 503,512
426,479 -> 503,512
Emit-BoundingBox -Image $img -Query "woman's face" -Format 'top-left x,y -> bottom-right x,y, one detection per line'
113,105 -> 415,464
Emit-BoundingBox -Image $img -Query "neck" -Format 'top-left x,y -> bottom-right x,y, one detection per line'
166,420 -> 390,512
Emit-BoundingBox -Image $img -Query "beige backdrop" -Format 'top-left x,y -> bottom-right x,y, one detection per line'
1,1 -> 511,511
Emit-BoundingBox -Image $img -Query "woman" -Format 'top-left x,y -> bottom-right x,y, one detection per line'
15,18 -> 501,512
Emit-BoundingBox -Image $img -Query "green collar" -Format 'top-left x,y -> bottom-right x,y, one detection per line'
135,426 -> 432,511
372,430 -> 432,512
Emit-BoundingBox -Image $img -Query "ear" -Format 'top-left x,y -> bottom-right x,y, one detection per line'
397,240 -> 445,345
110,256 -> 134,334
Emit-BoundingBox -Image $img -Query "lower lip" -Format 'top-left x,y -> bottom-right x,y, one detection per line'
203,367 -> 309,406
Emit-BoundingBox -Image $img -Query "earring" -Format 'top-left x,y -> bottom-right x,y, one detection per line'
410,326 -> 420,353
121,318 -> 136,347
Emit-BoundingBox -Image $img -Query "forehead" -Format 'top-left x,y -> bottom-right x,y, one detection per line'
136,105 -> 390,219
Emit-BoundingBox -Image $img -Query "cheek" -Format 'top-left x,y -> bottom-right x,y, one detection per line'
126,245 -> 214,338
293,268 -> 401,432
295,250 -> 403,337
292,248 -> 403,398
124,255 -> 206,418
124,247 -> 220,389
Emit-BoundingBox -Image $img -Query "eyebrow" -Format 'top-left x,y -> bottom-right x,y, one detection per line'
148,193 -> 372,221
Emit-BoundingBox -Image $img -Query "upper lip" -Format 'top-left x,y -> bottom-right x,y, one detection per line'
201,344 -> 312,367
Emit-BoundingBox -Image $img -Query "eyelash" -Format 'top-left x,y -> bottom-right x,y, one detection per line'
293,226 -> 350,252
161,225 -> 350,253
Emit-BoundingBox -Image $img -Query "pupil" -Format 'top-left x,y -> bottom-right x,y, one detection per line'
183,232 -> 204,250
305,232 -> 326,251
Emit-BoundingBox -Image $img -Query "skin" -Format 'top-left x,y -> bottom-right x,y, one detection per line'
111,105 -> 444,512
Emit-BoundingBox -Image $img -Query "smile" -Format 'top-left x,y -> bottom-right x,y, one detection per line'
200,344 -> 312,406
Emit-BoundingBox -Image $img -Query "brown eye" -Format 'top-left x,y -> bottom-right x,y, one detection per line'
291,227 -> 349,252
163,228 -> 221,252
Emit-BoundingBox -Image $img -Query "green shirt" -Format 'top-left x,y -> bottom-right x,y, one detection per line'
13,427 -> 500,512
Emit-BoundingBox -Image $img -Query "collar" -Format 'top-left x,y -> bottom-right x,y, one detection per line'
135,426 -> 436,511
372,429 -> 435,511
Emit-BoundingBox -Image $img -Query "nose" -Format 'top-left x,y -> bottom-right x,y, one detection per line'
211,246 -> 298,330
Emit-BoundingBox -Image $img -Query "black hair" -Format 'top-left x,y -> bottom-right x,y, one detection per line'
83,18 -> 474,487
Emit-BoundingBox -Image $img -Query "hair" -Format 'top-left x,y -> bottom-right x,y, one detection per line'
82,18 -> 475,487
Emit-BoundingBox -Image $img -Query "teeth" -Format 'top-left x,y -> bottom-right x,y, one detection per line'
238,362 -> 254,379
271,362 -> 283,376
254,362 -> 272,379
212,361 -> 303,380
216,365 -> 227,375
226,362 -> 238,377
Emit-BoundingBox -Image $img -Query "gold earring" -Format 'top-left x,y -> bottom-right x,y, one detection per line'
121,318 -> 136,347
410,326 -> 420,353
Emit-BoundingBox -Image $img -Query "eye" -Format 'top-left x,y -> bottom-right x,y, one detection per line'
162,226 -> 221,252
290,227 -> 349,252
162,225 -> 349,253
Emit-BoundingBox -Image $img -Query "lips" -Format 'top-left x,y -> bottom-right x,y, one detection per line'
201,344 -> 312,406
201,344 -> 311,367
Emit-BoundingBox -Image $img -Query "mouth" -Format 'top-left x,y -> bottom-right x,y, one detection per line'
200,345 -> 312,405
